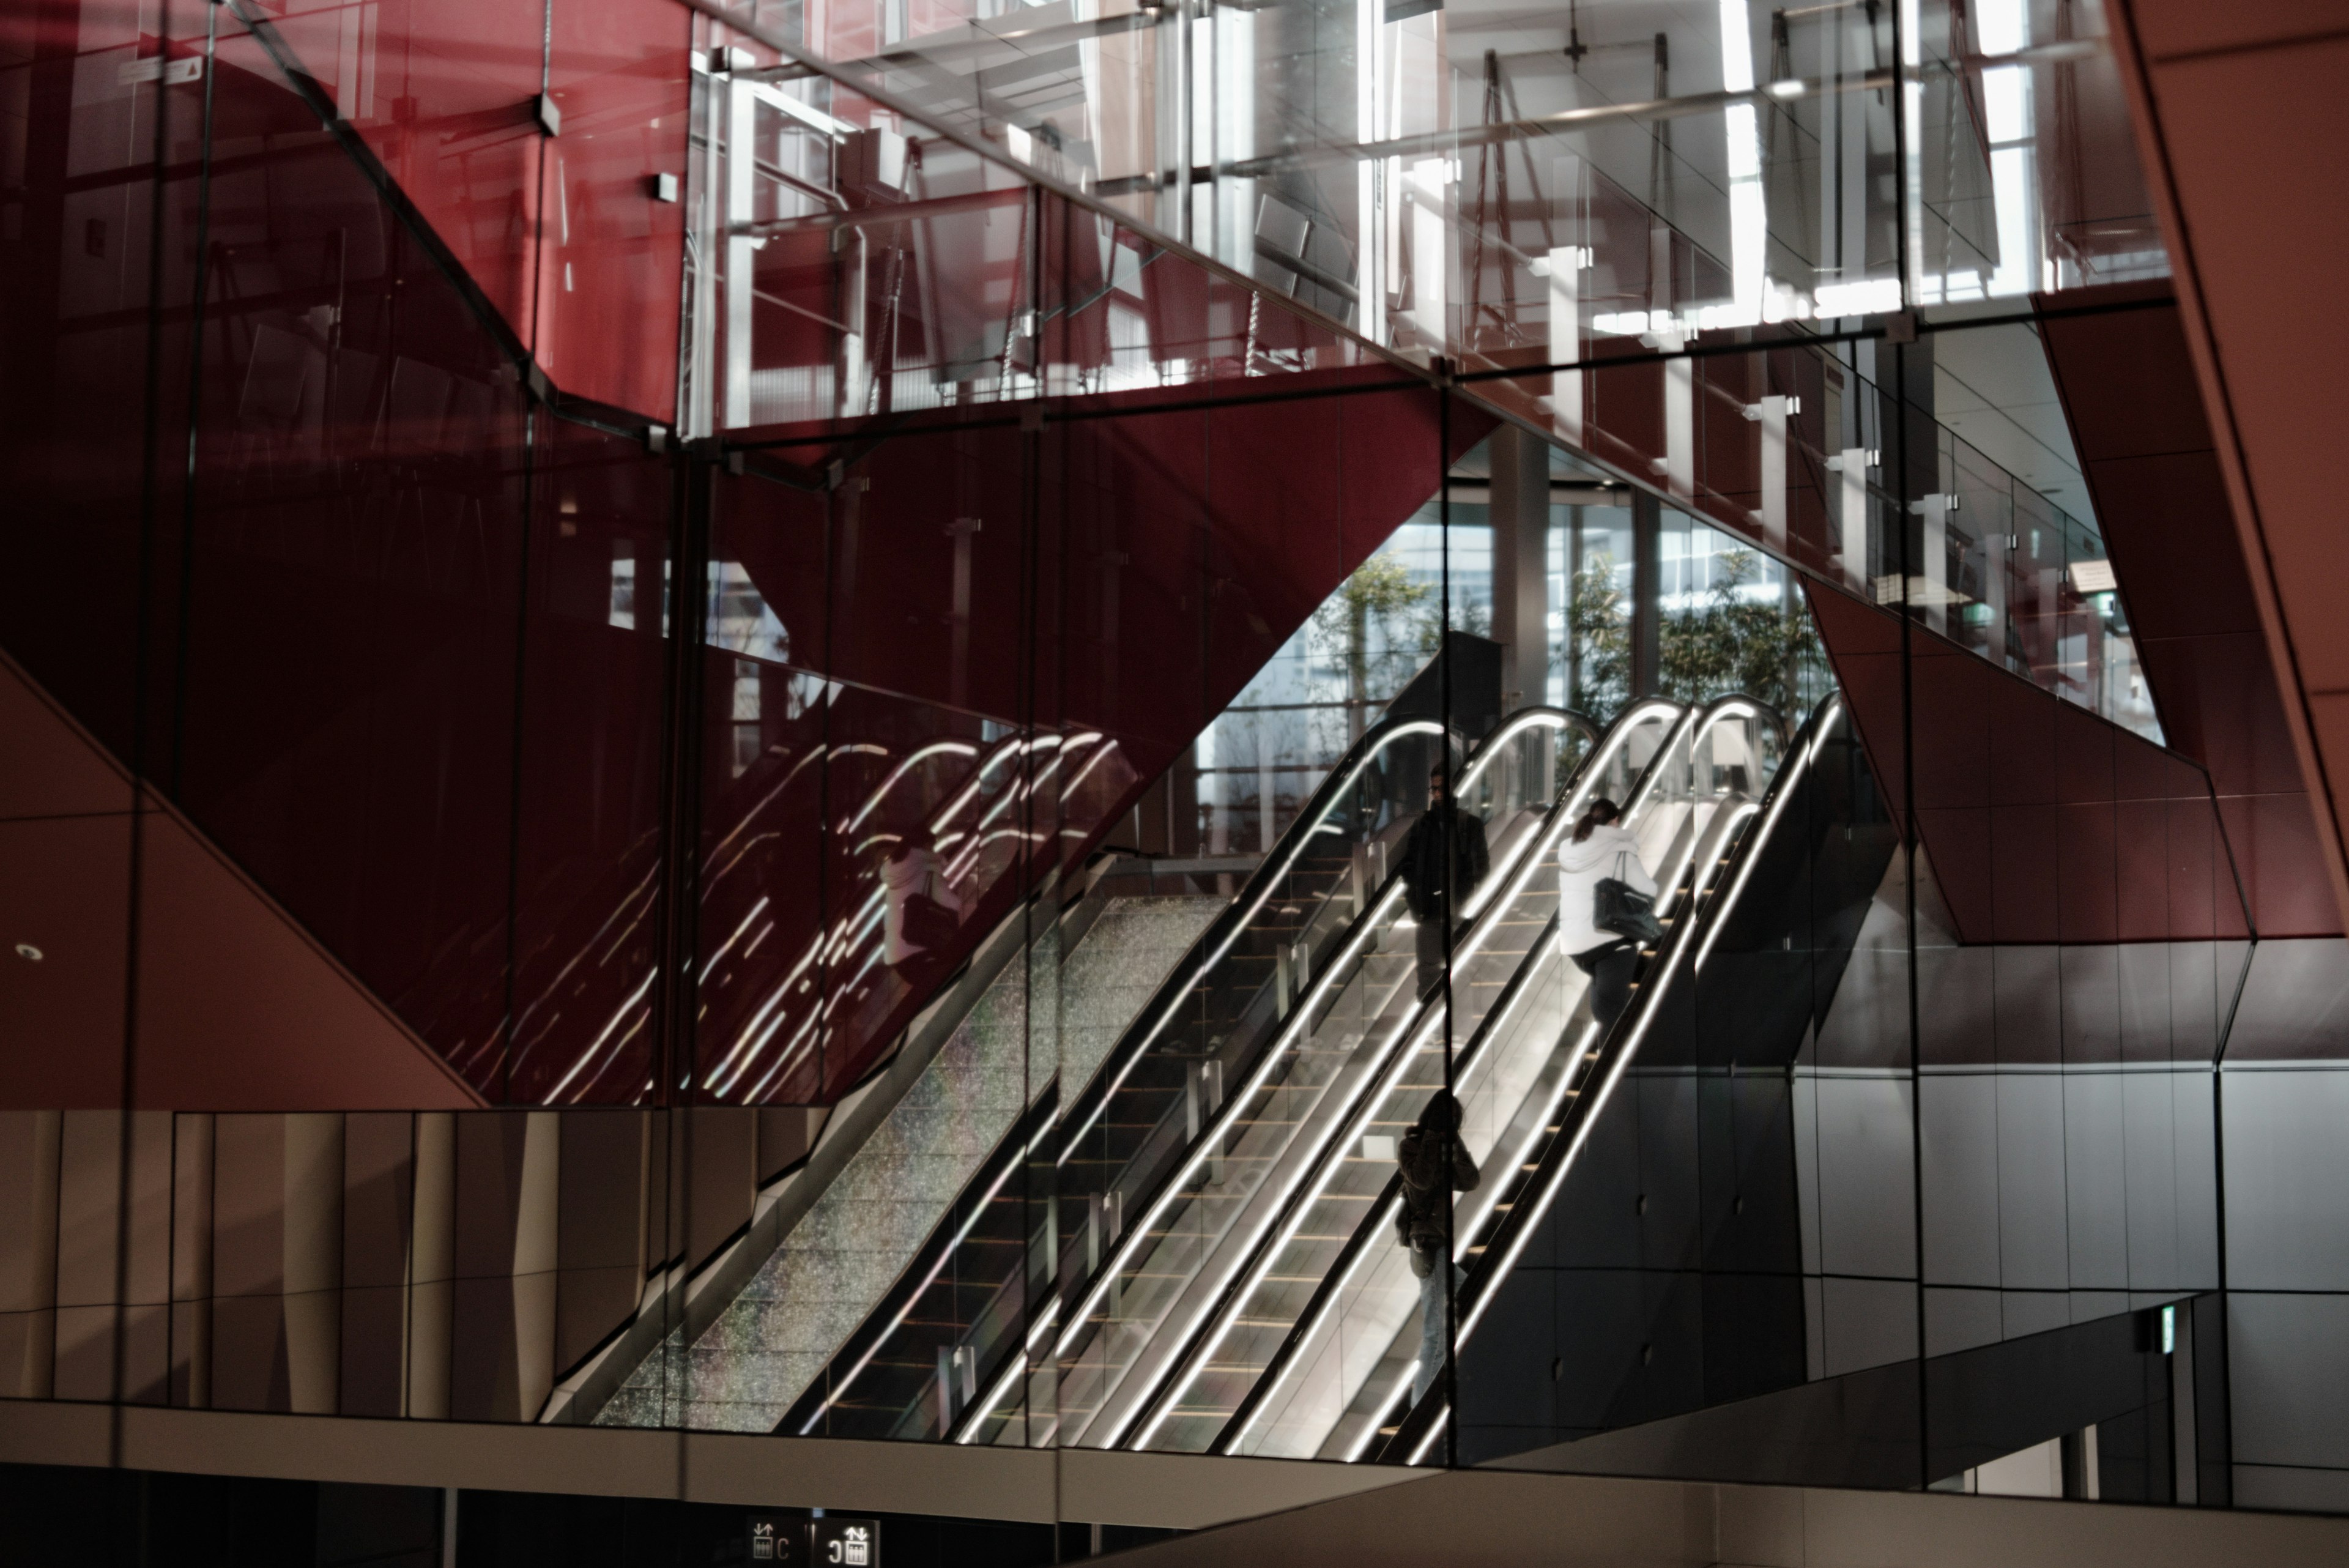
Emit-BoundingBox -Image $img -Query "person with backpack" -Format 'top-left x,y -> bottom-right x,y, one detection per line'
1398,764 -> 1490,998
1556,797 -> 1658,1028
1398,1090 -> 1480,1402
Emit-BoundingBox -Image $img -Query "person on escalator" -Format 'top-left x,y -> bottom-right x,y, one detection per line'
1398,765 -> 1490,999
1398,1090 -> 1480,1403
881,825 -> 962,967
1556,798 -> 1658,1029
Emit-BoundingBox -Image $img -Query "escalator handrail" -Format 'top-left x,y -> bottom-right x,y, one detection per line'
1088,697 -> 1725,1451
1374,696 -> 1844,1464
1055,704 -> 1600,1159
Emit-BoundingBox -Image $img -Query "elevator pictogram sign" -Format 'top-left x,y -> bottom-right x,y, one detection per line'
743,1516 -> 880,1566
814,1518 -> 880,1565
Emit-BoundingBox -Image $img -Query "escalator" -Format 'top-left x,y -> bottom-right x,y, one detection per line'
609,684 -> 1869,1452
581,721 -> 1205,1429
586,648 -> 1587,1430
1119,695 -> 1787,1457
1366,696 -> 1856,1464
781,700 -> 1610,1439
789,696 -> 1769,1440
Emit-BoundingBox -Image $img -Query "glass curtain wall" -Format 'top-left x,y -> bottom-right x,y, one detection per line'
0,0 -> 2252,1514
735,0 -> 2165,368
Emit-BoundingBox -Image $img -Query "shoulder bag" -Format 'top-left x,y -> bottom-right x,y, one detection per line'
1592,849 -> 1662,945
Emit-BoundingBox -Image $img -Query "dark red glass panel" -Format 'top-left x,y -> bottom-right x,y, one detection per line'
506,414 -> 673,1105
0,0 -> 207,760
172,33 -> 527,1089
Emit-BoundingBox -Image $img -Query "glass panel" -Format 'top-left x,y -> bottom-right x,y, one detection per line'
508,416 -> 674,1105
0,0 -> 2267,1497
176,20 -> 532,1086
1449,681 -> 1910,1469
333,0 -> 549,343
982,698 -> 1606,1451
722,0 -> 2155,381
0,0 -> 204,759
538,0 -> 693,418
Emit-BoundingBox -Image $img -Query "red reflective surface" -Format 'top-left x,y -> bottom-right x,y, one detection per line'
2037,284 -> 2339,937
505,415 -> 674,1105
174,31 -> 528,1083
535,0 -> 689,420
0,0 -> 206,760
1811,581 -> 2238,952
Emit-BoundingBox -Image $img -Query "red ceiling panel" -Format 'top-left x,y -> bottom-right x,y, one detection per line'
2124,0 -> 2349,59
2037,277 -> 2339,935
1984,675 -> 2059,809
2056,701 -> 2118,808
1990,802 -> 2064,945
132,808 -> 484,1112
2165,795 -> 2224,942
2055,801 -> 2121,944
2079,453 -> 2255,639
2105,2 -> 2349,934
2038,285 -> 2217,461
2218,791 -> 2342,940
1917,807 -> 1995,940
1808,579 -> 2254,945
1909,648 -> 1989,811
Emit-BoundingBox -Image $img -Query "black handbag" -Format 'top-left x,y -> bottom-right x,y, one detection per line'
902,893 -> 959,951
1593,850 -> 1662,945
896,854 -> 960,953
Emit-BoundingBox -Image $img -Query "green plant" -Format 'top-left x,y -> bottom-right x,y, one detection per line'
1311,552 -> 1432,738
1557,544 -> 1828,722
1658,547 -> 1827,714
1565,552 -> 1631,717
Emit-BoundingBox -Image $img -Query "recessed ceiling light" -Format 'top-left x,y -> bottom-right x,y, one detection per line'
14,944 -> 42,962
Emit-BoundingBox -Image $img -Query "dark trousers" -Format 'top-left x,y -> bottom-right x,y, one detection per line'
1413,1250 -> 1464,1402
1414,912 -> 1458,999
1572,940 -> 1638,1028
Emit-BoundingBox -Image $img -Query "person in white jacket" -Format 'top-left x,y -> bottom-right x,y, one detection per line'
1556,797 -> 1657,1028
881,826 -> 963,967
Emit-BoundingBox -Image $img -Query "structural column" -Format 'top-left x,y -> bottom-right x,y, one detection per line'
1486,424 -> 1552,712
1630,488 -> 1663,697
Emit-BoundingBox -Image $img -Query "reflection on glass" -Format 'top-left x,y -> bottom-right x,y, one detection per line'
703,0 -> 2160,382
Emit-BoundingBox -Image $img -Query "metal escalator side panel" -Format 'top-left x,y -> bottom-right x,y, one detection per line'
947,709 -> 1597,1447
1201,697 -> 1781,1460
1088,707 -> 1691,1451
1099,702 -> 1699,1452
780,1086 -> 1061,1439
1198,697 -> 1778,1460
1045,708 -> 1568,1289
1061,705 -> 1597,1154
1055,714 -> 1448,1156
1019,710 -> 1660,1451
1381,698 -> 1844,1463
1213,918 -> 1566,1462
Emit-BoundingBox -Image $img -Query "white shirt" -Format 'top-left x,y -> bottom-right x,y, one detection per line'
880,846 -> 962,962
1556,822 -> 1657,957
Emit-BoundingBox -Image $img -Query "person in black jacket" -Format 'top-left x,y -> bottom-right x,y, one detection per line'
1397,1090 -> 1480,1402
1398,765 -> 1490,999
